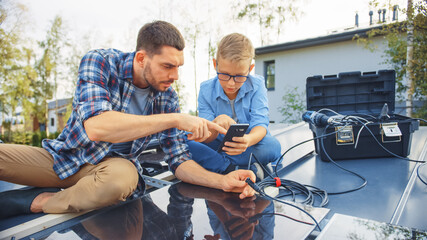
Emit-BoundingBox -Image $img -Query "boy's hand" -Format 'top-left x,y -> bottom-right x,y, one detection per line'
222,135 -> 251,155
213,114 -> 236,131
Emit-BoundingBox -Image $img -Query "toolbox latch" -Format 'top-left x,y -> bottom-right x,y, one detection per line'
381,122 -> 402,143
335,126 -> 354,145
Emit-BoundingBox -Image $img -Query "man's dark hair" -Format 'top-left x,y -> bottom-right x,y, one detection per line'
136,20 -> 185,55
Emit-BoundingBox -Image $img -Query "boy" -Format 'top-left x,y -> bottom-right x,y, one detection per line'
187,33 -> 282,180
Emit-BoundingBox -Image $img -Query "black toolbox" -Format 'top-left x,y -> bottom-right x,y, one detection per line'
305,69 -> 419,161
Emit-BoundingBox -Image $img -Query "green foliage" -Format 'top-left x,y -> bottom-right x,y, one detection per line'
40,131 -> 48,140
1,121 -> 12,142
0,1 -> 33,127
354,1 -> 426,112
172,80 -> 187,111
188,110 -> 197,116
413,102 -> 427,126
12,131 -> 32,145
31,131 -> 41,146
33,16 -> 66,128
0,130 -> 58,146
235,0 -> 299,45
49,131 -> 60,140
278,87 -> 305,124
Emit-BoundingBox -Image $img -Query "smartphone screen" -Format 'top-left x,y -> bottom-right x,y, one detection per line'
217,124 -> 249,152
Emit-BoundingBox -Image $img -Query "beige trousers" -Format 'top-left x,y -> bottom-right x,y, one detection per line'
0,144 -> 139,213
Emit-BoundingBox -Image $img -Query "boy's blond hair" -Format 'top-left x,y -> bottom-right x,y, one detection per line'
216,33 -> 254,66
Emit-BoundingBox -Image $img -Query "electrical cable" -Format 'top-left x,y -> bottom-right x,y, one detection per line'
349,117 -> 426,163
252,154 -> 329,207
244,111 -> 427,231
319,126 -> 368,195
269,122 -> 367,196
416,162 -> 427,186
249,212 -> 314,226
246,154 -> 326,231
245,178 -> 322,231
273,126 -> 347,178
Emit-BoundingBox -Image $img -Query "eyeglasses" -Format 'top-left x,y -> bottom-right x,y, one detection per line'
216,72 -> 249,83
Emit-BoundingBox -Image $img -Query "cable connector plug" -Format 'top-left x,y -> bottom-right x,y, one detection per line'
245,177 -> 264,195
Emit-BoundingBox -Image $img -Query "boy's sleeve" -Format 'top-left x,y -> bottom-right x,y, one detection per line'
198,82 -> 216,121
249,80 -> 269,130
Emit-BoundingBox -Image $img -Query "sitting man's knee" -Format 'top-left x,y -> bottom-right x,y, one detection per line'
100,159 -> 139,200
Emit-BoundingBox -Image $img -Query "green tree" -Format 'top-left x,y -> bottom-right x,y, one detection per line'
234,0 -> 300,46
355,1 -> 426,119
33,15 -> 67,133
0,1 -> 33,140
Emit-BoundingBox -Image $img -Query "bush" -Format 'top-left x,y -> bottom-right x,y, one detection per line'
278,87 -> 306,124
32,132 -> 41,147
12,131 -> 32,145
40,131 -> 48,141
49,131 -> 60,139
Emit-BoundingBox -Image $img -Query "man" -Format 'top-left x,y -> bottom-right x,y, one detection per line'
0,21 -> 255,219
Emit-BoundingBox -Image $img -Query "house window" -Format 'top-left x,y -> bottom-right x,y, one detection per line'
51,118 -> 55,127
264,61 -> 275,90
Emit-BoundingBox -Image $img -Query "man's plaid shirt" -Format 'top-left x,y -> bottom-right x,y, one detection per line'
42,49 -> 191,180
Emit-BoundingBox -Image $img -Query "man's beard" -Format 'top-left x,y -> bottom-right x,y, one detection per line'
141,61 -> 157,91
141,61 -> 173,92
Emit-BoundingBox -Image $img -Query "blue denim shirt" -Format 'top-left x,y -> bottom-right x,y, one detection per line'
198,74 -> 270,133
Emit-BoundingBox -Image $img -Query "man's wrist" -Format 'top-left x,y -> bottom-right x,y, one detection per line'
169,113 -> 180,129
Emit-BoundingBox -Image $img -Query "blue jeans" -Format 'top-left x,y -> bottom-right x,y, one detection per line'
186,134 -> 281,174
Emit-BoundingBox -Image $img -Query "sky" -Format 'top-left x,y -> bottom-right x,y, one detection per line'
12,0 -> 408,113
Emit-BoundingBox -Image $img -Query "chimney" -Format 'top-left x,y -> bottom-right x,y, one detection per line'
393,5 -> 398,21
378,9 -> 382,23
369,10 -> 374,25
355,12 -> 359,27
382,9 -> 386,22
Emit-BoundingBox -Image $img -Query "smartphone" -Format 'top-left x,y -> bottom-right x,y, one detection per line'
217,123 -> 249,152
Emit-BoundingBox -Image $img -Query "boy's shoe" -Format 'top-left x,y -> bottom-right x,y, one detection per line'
253,162 -> 274,182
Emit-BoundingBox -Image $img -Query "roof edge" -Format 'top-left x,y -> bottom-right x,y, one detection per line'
255,25 -> 384,55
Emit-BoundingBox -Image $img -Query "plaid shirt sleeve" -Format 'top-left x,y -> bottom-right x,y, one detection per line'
76,50 -> 114,121
157,89 -> 192,174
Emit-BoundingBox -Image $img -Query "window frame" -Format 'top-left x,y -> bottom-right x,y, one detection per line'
264,60 -> 276,91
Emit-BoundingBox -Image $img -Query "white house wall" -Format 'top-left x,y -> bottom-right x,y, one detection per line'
255,37 -> 390,123
48,109 -> 57,134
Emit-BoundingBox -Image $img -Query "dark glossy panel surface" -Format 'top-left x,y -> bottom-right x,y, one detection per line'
29,183 -> 328,240
398,163 -> 427,230
277,154 -> 413,223
317,213 -> 427,240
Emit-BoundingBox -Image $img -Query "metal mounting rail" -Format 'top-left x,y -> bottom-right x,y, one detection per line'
389,138 -> 427,225
142,173 -> 175,189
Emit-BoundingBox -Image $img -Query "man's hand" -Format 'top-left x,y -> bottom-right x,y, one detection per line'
213,114 -> 236,130
220,170 -> 256,199
175,113 -> 226,142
